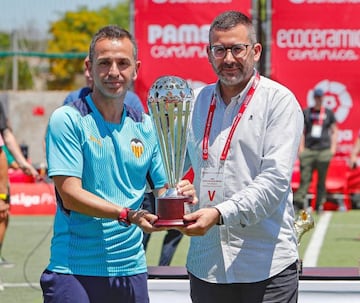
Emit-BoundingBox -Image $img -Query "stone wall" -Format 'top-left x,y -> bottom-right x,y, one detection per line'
0,91 -> 68,166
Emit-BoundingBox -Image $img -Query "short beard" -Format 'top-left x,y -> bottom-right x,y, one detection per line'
211,60 -> 253,88
218,73 -> 245,86
210,59 -> 243,86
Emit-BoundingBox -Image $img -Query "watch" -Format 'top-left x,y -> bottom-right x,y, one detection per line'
118,208 -> 132,227
217,213 -> 224,225
213,207 -> 224,225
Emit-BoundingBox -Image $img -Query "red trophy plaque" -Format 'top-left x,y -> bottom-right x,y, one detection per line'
155,192 -> 193,227
148,76 -> 194,227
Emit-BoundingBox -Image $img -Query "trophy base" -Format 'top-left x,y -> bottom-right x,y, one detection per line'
154,196 -> 193,228
154,219 -> 193,227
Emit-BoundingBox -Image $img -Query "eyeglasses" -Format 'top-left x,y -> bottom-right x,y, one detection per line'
210,44 -> 251,59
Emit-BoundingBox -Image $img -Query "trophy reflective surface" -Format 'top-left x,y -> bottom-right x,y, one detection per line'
148,76 -> 194,227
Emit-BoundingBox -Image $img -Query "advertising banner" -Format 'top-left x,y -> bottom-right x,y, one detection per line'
10,182 -> 56,215
271,0 -> 360,156
133,0 -> 252,109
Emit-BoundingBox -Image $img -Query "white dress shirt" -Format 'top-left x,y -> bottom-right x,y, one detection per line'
186,71 -> 304,283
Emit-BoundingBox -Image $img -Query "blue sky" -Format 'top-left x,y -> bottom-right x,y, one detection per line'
0,0 -> 124,35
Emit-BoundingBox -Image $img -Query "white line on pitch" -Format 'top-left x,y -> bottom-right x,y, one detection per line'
0,282 -> 40,288
302,211 -> 332,267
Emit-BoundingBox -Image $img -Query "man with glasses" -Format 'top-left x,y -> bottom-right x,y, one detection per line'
178,10 -> 303,303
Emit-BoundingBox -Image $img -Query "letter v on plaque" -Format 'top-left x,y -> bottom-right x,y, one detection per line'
208,190 -> 216,201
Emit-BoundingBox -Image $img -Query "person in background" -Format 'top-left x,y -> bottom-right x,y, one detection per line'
0,134 -> 11,267
293,88 -> 338,212
0,103 -> 38,177
40,25 -> 197,303
2,145 -> 19,169
0,102 -> 38,268
63,56 -> 145,113
62,63 -> 92,105
178,11 -> 303,303
349,130 -> 360,169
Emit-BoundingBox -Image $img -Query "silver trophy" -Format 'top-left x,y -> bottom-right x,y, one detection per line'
147,76 -> 194,227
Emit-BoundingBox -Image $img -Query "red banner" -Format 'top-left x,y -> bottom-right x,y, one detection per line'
133,0 -> 252,109
10,182 -> 56,215
271,1 -> 360,156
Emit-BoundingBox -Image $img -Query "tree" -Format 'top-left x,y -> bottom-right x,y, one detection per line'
0,31 -> 35,90
47,1 -> 131,90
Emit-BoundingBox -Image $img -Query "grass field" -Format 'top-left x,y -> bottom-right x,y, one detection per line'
0,210 -> 359,302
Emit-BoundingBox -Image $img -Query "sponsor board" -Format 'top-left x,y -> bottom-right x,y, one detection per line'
10,183 -> 56,215
133,0 -> 251,107
271,1 -> 360,155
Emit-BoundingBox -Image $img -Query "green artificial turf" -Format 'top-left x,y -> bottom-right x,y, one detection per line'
1,211 -> 359,302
